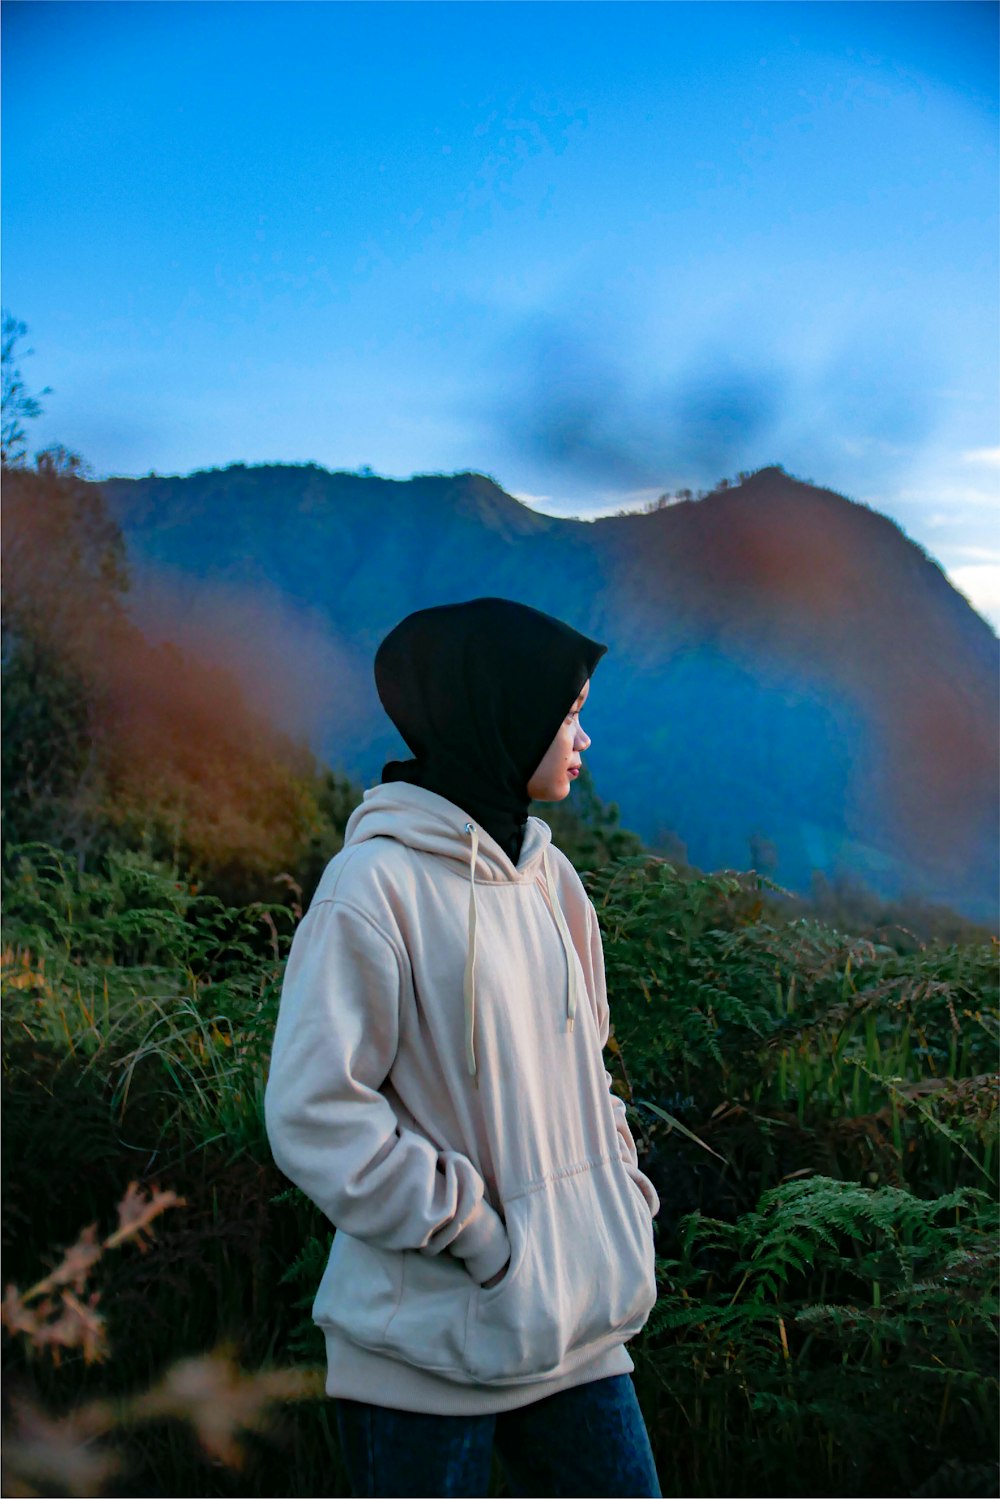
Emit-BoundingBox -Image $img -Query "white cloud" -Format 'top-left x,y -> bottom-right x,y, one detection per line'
962,447 -> 1000,467
514,484 -> 675,519
510,491 -> 554,509
944,563 -> 1000,632
841,437 -> 909,460
939,544 -> 1000,563
898,482 -> 1000,510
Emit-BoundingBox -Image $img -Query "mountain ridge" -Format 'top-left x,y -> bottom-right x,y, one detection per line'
100,463 -> 998,922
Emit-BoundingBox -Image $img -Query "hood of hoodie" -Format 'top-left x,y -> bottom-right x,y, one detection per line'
343,781 -> 554,885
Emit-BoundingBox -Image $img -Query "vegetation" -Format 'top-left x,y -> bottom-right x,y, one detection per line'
3,842 -> 996,1496
1,312 -> 50,468
612,465 -> 788,515
2,322 -> 997,1496
2,452 -> 356,908
593,857 -> 998,1497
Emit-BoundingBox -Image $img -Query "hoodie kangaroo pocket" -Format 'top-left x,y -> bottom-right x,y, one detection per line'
379,1246 -> 478,1373
313,1232 -> 403,1350
315,1232 -> 478,1374
463,1158 -> 657,1385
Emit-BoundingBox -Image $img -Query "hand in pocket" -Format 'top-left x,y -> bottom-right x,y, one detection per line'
480,1256 -> 510,1290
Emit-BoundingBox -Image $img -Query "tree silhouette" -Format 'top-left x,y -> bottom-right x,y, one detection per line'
1,312 -> 51,467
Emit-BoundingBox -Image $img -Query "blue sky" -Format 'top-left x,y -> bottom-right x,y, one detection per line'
3,1 -> 998,625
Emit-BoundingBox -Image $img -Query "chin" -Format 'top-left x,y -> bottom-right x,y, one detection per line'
530,783 -> 570,803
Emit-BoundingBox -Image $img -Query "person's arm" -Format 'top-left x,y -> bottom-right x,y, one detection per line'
264,898 -> 511,1285
585,899 -> 660,1218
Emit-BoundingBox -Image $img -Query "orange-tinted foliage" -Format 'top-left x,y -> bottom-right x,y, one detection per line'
92,623 -> 321,887
4,464 -> 327,891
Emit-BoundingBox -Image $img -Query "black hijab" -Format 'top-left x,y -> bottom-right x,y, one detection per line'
374,598 -> 606,864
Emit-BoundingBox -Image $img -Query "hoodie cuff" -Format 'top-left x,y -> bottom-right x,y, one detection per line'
451,1199 -> 512,1285
627,1163 -> 660,1219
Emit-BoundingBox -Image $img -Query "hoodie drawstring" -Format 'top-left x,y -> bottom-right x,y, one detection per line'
463,823 -> 480,1079
462,826 -> 577,1083
542,846 -> 578,1033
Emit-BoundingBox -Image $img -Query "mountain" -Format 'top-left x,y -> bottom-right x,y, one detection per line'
100,464 -> 999,922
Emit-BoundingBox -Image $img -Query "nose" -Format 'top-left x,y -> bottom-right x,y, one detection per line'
574,723 -> 591,751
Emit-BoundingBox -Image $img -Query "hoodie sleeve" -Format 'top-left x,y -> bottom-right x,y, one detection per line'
264,898 -> 511,1285
585,899 -> 660,1219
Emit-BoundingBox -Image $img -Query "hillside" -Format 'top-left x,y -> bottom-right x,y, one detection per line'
100,464 -> 999,922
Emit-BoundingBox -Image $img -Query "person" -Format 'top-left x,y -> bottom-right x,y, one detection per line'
264,597 -> 661,1498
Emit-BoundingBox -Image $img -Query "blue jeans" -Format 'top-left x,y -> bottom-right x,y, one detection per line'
335,1372 -> 661,1498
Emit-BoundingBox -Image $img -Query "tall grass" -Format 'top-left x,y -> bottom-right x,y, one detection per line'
589,857 -> 998,1497
2,844 -> 997,1496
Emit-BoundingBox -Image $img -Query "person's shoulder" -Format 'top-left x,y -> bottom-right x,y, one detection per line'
310,836 -> 418,912
543,842 -> 592,908
296,840 -> 427,962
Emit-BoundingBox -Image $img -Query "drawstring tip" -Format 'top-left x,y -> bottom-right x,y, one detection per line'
567,1016 -> 575,1034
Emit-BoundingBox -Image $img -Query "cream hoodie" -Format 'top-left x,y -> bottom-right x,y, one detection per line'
264,781 -> 659,1415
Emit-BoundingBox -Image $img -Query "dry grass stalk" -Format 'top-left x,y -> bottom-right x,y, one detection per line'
1,1395 -> 122,1499
1,1353 -> 325,1497
2,1185 -> 324,1497
2,1182 -> 185,1365
127,1349 -> 324,1468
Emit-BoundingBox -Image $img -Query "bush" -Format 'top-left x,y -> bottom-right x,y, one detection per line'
2,845 -> 997,1496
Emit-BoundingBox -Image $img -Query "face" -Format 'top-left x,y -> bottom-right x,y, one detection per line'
526,679 -> 591,802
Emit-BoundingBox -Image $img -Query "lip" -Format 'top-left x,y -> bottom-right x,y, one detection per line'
568,767 -> 580,779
